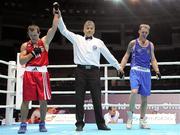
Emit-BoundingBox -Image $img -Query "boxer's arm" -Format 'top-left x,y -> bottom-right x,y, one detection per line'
19,43 -> 33,65
151,43 -> 161,79
42,7 -> 60,51
119,40 -> 135,77
151,43 -> 160,73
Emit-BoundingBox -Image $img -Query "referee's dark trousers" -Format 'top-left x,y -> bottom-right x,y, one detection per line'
75,65 -> 105,128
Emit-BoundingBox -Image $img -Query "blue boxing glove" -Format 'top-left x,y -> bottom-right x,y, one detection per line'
117,69 -> 125,80
156,72 -> 161,80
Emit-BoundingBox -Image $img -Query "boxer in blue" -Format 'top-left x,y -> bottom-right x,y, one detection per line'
119,24 -> 161,129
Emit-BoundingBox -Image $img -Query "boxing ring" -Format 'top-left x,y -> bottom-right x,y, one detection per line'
0,59 -> 180,135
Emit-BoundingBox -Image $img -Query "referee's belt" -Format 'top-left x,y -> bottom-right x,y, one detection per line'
77,65 -> 99,70
131,66 -> 150,72
25,66 -> 47,72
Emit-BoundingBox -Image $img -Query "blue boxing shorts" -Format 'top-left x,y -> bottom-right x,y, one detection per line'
130,66 -> 151,96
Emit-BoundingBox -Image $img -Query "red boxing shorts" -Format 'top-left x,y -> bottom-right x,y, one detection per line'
22,66 -> 51,101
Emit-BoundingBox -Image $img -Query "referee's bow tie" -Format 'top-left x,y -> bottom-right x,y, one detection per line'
85,36 -> 92,40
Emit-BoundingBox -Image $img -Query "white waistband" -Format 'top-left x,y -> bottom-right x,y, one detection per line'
131,66 -> 150,72
25,66 -> 47,72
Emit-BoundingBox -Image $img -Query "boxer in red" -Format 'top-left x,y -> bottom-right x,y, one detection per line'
17,3 -> 60,134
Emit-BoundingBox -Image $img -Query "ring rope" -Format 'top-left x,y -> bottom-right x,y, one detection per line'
51,89 -> 180,95
0,59 -> 180,125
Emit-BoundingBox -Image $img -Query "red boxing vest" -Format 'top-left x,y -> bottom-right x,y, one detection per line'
26,40 -> 49,66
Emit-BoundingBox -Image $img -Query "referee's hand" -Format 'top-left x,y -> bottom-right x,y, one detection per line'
117,69 -> 125,80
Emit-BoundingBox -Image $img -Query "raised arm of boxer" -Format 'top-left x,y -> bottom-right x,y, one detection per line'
41,5 -> 60,51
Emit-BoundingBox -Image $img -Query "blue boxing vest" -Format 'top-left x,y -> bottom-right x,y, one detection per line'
131,39 -> 151,69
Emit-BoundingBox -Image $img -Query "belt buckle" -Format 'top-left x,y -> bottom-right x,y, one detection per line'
32,67 -> 38,71
85,65 -> 91,69
138,66 -> 143,70
142,67 -> 146,70
138,66 -> 147,71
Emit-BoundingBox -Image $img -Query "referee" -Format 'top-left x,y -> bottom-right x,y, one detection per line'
58,9 -> 121,131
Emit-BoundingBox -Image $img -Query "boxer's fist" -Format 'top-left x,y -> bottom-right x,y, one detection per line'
53,2 -> 60,10
117,69 -> 125,79
156,72 -> 161,80
31,47 -> 42,58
